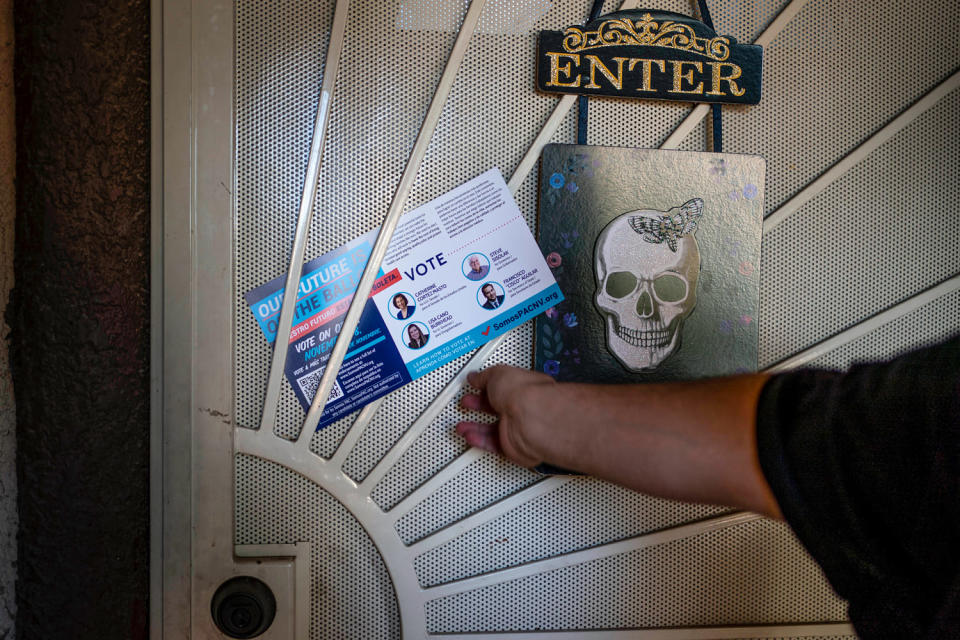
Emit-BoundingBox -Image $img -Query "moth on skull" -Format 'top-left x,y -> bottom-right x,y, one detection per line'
594,198 -> 703,371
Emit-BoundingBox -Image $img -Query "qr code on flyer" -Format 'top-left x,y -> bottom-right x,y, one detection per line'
296,367 -> 344,406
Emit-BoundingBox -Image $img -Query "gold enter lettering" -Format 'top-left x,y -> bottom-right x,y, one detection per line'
583,55 -> 628,90
671,60 -> 703,94
707,62 -> 745,96
544,52 -> 745,98
627,58 -> 665,92
545,52 -> 582,88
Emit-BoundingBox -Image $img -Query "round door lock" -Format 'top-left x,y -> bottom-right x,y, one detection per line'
210,576 -> 277,638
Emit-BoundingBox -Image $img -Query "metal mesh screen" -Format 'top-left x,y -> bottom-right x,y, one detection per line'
235,454 -> 400,639
236,0 -> 335,434
342,353 -> 473,482
394,452 -> 540,545
369,323 -> 534,509
424,519 -> 846,632
309,410 -> 358,457
760,86 -> 960,367
808,289 -> 960,371
734,1 -> 960,216
232,0 -> 960,637
414,478 -> 731,587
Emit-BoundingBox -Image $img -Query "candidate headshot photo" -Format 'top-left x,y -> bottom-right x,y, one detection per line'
404,322 -> 429,350
477,282 -> 505,310
391,292 -> 416,320
462,253 -> 490,281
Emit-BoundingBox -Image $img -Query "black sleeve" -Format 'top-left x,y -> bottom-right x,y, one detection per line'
756,336 -> 960,638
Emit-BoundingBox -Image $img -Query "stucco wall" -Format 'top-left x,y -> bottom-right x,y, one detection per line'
0,0 -> 15,637
11,1 -> 149,638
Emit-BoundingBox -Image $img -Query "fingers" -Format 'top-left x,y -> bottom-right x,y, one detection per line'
459,365 -> 555,468
468,364 -> 554,392
465,367 -> 492,391
455,421 -> 501,454
456,419 -> 542,468
460,391 -> 495,415
465,363 -> 522,391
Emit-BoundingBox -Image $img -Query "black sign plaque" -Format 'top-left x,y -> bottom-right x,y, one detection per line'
536,10 -> 763,105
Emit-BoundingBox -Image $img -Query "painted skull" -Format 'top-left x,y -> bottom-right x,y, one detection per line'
594,199 -> 703,371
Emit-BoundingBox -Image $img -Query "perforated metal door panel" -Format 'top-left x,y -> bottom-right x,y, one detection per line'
156,0 -> 960,637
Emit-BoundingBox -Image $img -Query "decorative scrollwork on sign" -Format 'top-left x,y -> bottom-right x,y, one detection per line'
562,13 -> 730,61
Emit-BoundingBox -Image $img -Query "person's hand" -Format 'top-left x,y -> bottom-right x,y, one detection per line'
454,365 -> 781,517
455,364 -> 557,468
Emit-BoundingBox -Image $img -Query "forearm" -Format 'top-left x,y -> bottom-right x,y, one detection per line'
526,375 -> 781,518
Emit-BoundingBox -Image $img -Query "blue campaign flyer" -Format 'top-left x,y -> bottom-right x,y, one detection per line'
245,168 -> 564,430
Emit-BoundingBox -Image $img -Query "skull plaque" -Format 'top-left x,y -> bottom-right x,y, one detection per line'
594,198 -> 703,371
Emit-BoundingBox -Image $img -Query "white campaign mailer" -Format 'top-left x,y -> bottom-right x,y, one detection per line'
245,168 -> 563,430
